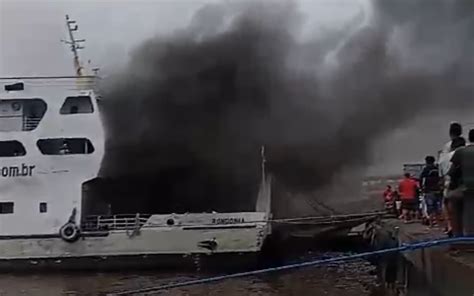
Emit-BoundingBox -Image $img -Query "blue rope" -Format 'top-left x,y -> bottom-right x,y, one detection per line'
111,237 -> 474,295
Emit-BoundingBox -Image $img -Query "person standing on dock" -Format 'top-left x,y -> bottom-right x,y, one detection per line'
440,122 -> 466,236
442,122 -> 466,155
398,173 -> 419,223
419,156 -> 441,227
383,185 -> 393,201
446,129 -> 474,238
383,185 -> 395,213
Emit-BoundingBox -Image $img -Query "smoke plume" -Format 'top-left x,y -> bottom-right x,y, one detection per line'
97,0 -> 473,214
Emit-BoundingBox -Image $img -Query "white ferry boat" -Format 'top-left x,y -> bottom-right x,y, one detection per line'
0,76 -> 272,271
0,16 -> 271,271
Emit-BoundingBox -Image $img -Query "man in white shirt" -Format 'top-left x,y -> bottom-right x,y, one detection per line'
439,122 -> 466,176
447,129 -> 474,239
439,122 -> 465,236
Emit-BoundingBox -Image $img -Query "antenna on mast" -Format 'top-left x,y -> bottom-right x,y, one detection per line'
61,14 -> 85,76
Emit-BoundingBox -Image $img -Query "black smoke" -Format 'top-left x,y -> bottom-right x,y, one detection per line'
95,0 -> 473,215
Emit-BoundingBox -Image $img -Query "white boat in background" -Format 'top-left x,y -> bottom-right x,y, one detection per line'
0,15 -> 272,271
0,75 -> 272,271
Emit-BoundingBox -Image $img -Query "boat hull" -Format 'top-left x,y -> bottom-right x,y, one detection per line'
0,252 -> 259,272
272,213 -> 382,239
0,216 -> 269,271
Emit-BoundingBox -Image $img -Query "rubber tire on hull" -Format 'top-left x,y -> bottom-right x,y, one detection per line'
59,222 -> 80,243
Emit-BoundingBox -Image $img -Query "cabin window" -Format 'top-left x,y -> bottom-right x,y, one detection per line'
0,99 -> 47,132
39,202 -> 47,213
0,140 -> 26,157
60,96 -> 94,114
37,138 -> 95,155
0,202 -> 14,214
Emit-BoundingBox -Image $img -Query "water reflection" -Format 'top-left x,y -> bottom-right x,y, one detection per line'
0,258 -> 377,296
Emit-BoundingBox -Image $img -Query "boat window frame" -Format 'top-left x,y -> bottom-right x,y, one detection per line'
0,202 -> 14,214
39,202 -> 47,213
0,140 -> 27,157
0,98 -> 47,132
36,137 -> 95,155
59,95 -> 94,115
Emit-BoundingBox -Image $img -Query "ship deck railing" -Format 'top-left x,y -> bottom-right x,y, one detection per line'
81,214 -> 151,231
23,116 -> 42,131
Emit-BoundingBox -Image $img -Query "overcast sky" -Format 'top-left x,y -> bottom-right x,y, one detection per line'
0,0 -> 363,76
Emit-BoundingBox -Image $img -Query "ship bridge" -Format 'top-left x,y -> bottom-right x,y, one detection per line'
0,76 -> 104,236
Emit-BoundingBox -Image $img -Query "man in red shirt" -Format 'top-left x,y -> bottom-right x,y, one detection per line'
398,173 -> 419,223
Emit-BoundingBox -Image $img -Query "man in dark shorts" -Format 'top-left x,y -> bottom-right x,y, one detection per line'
420,156 -> 441,226
398,173 -> 419,223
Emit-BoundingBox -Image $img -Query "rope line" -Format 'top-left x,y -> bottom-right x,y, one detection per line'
127,211 -> 386,230
110,236 -> 474,295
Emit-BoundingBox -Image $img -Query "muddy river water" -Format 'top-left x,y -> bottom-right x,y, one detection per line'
0,261 -> 376,295
0,241 -> 435,295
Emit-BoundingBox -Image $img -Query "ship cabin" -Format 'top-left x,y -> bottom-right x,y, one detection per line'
0,76 -> 104,236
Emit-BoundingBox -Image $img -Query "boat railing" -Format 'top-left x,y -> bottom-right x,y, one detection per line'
81,214 -> 151,231
22,116 -> 42,131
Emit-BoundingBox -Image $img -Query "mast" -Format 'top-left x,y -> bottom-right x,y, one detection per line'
62,15 -> 85,76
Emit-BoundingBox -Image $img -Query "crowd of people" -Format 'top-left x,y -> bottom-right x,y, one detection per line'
383,122 -> 474,239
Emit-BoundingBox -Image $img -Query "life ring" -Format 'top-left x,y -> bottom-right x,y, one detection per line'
11,102 -> 21,111
59,222 -> 80,243
166,218 -> 175,226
